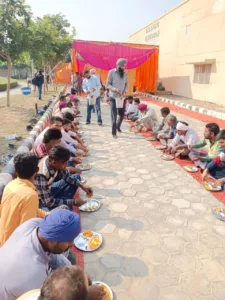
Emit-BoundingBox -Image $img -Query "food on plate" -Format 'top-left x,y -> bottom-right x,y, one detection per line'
88,236 -> 101,250
96,283 -> 111,300
204,181 -> 213,190
83,230 -> 93,238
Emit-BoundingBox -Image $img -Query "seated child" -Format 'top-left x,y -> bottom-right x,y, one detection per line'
35,145 -> 92,211
129,98 -> 140,121
125,96 -> 138,117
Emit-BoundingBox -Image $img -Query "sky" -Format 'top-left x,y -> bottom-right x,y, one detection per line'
26,0 -> 183,42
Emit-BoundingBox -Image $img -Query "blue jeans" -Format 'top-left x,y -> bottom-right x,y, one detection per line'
47,174 -> 81,211
206,164 -> 225,190
68,147 -> 77,167
37,85 -> 42,100
86,98 -> 102,124
96,96 -> 102,124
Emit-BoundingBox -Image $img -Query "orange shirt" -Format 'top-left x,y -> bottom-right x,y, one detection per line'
0,178 -> 48,246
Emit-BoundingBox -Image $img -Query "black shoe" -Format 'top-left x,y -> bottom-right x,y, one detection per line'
86,122 -> 90,125
117,128 -> 122,133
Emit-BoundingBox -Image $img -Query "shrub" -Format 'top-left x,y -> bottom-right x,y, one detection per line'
0,77 -> 18,91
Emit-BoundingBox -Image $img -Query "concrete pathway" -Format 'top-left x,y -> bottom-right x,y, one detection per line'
79,100 -> 225,300
0,84 -> 23,98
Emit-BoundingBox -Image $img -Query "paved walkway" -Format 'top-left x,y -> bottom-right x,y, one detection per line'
79,100 -> 225,300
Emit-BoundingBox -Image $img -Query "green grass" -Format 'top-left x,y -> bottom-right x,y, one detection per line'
0,77 -> 18,91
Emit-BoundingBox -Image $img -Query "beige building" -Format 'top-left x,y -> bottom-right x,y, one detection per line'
129,0 -> 225,105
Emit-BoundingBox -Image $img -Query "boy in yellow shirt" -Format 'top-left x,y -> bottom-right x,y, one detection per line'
0,153 -> 48,246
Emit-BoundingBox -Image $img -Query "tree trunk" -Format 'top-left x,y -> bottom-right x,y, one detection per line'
7,57 -> 12,108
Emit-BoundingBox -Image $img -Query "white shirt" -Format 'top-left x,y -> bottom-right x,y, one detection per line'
61,107 -> 74,115
125,103 -> 138,115
82,75 -> 101,98
34,127 -> 48,147
34,128 -> 77,154
61,130 -> 77,155
0,219 -> 70,300
170,128 -> 200,148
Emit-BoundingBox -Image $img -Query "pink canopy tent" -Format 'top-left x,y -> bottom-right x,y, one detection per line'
72,40 -> 156,71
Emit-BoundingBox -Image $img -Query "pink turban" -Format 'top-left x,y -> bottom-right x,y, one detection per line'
59,101 -> 67,111
138,104 -> 147,111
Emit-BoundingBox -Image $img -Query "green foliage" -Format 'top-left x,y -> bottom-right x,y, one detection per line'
29,13 -> 76,68
0,77 -> 18,91
0,0 -> 31,61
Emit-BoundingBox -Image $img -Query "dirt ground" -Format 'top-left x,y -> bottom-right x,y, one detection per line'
0,86 -> 58,171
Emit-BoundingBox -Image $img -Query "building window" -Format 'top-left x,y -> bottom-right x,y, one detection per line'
186,25 -> 191,35
193,64 -> 212,84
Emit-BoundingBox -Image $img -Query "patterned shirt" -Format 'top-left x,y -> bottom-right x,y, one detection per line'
193,139 -> 222,162
35,158 -> 80,208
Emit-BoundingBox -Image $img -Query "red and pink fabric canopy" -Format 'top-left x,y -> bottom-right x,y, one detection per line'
73,40 -> 156,70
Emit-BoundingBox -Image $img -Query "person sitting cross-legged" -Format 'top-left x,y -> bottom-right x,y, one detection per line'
125,96 -> 136,117
152,114 -> 178,143
130,103 -> 158,133
61,102 -> 75,116
0,209 -> 104,300
35,145 -> 92,211
166,121 -> 200,158
152,107 -> 171,139
34,128 -> 62,158
188,123 -> 221,169
128,98 -> 141,121
0,153 -> 49,247
202,129 -> 225,189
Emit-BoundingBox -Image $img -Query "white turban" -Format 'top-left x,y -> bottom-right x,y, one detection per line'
176,122 -> 189,131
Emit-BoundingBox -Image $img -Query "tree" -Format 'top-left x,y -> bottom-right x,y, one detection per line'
29,13 -> 75,88
0,0 -> 31,107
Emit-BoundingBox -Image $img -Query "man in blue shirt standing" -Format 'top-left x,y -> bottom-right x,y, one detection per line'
82,70 -> 102,125
106,58 -> 128,139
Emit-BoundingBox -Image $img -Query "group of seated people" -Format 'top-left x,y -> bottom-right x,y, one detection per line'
1,92 -> 225,299
125,96 -> 225,190
0,89 -> 105,299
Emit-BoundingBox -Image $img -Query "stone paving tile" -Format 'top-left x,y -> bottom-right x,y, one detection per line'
79,102 -> 225,300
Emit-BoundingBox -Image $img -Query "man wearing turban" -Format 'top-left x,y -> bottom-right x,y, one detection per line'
130,103 -> 159,133
106,58 -> 128,138
0,209 -> 104,300
166,121 -> 200,157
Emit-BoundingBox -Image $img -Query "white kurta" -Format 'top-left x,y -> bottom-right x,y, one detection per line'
139,108 -> 159,130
